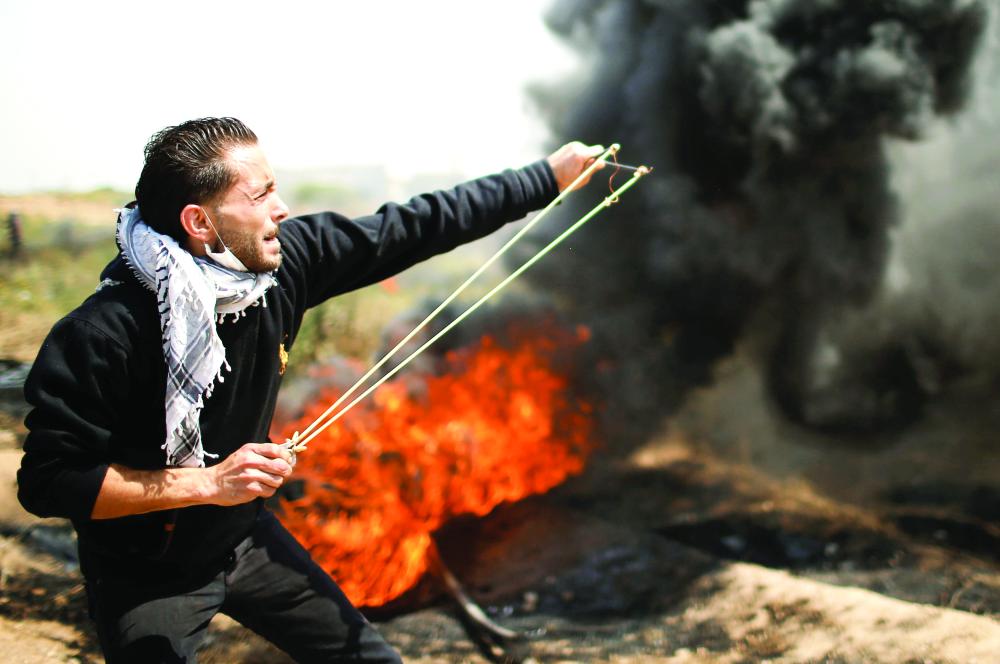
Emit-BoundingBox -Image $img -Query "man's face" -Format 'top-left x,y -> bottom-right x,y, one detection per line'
210,144 -> 290,273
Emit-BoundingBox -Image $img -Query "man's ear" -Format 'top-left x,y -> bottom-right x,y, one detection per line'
179,205 -> 215,245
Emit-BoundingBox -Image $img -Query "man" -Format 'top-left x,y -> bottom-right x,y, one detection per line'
17,117 -> 602,662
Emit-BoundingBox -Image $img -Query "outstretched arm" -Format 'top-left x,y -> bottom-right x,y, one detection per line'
279,141 -> 606,310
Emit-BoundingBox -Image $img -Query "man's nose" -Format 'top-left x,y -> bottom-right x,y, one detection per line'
272,195 -> 290,223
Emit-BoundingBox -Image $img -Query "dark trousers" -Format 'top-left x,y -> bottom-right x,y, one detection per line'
84,509 -> 402,663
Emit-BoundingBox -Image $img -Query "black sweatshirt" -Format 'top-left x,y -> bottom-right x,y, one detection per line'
17,161 -> 559,581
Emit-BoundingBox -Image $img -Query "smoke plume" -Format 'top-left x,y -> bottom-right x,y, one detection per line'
519,0 -> 989,443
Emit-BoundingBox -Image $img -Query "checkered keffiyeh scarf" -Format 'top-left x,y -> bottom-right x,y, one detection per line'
116,206 -> 277,467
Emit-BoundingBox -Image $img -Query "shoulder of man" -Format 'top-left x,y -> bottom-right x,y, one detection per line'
54,259 -> 159,354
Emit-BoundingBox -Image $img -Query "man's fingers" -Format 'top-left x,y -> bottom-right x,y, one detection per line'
239,443 -> 294,474
241,468 -> 285,489
254,457 -> 293,477
239,457 -> 292,478
549,141 -> 612,191
245,442 -> 289,459
247,481 -> 278,498
248,464 -> 288,484
214,444 -> 296,506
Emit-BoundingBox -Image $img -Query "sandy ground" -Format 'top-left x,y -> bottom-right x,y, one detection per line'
2,435 -> 998,662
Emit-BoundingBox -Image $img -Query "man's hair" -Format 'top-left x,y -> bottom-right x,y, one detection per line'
134,117 -> 258,242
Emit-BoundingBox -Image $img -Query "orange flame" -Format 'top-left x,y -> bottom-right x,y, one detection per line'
275,323 -> 594,607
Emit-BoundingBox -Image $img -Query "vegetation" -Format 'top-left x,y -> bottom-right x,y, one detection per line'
0,241 -> 118,318
288,182 -> 367,213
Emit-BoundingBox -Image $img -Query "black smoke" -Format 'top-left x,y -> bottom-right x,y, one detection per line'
518,0 -> 989,445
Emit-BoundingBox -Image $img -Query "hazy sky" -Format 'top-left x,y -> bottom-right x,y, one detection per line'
0,1 -> 577,193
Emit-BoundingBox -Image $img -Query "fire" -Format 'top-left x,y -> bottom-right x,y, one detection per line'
274,323 -> 594,607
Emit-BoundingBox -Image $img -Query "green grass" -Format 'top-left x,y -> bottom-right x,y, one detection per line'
287,284 -> 414,377
0,242 -> 119,317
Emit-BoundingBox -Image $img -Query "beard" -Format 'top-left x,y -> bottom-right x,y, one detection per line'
220,226 -> 282,273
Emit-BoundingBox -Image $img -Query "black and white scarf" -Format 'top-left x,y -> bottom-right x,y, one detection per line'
115,206 -> 277,467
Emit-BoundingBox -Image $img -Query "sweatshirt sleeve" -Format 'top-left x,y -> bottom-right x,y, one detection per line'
17,317 -> 125,522
278,159 -> 559,310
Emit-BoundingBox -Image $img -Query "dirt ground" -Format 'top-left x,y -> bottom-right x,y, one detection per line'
0,351 -> 998,662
